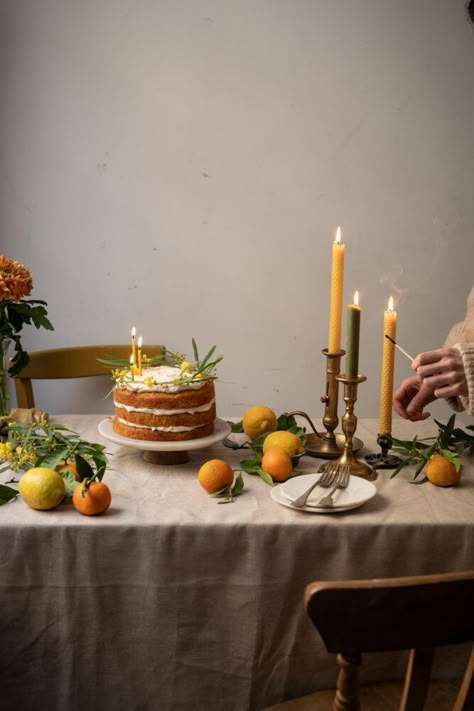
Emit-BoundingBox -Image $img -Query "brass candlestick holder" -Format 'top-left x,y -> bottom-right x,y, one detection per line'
325,372 -> 376,481
365,433 -> 402,469
304,349 -> 363,459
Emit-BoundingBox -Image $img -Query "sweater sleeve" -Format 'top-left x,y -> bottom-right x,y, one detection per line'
445,343 -> 474,416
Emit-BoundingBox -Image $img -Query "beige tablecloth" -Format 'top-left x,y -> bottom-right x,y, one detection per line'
1,415 -> 473,711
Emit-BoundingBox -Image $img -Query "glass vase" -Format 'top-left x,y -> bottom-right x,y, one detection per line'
0,339 -> 12,418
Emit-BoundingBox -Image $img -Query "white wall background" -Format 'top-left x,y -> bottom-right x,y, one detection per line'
1,0 -> 473,425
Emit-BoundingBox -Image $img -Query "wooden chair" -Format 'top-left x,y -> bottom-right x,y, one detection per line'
13,344 -> 164,408
262,571 -> 474,711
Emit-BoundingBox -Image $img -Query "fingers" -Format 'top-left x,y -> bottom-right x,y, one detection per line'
392,376 -> 422,419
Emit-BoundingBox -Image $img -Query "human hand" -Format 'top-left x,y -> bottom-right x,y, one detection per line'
412,347 -> 468,400
392,375 -> 436,421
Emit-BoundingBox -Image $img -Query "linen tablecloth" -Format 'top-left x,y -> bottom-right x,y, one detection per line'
1,415 -> 473,710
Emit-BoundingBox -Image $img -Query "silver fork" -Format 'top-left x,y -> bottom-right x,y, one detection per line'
316,465 -> 351,508
290,463 -> 338,508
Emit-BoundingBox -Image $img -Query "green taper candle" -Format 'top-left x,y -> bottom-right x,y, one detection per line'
345,291 -> 361,379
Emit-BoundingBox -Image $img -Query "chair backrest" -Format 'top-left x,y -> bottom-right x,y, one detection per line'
305,571 -> 474,710
13,344 -> 164,408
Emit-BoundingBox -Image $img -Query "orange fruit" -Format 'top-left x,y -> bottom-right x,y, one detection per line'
72,481 -> 112,515
198,458 -> 234,494
261,447 -> 293,482
425,454 -> 461,487
56,461 -> 81,482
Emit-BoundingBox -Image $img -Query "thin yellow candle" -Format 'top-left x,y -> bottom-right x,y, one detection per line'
327,226 -> 345,353
345,291 -> 361,379
131,327 -> 137,369
129,354 -> 135,381
137,336 -> 143,375
378,296 -> 397,434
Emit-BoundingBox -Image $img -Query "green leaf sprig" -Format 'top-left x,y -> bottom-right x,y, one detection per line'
98,338 -> 222,391
213,472 -> 244,504
390,414 -> 473,483
231,413 -> 307,486
0,420 -> 109,503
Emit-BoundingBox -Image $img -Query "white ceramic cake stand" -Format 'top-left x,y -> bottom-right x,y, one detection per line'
98,417 -> 232,465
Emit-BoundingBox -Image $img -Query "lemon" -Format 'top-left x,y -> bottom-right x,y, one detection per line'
19,467 -> 66,510
262,430 -> 304,458
425,454 -> 461,487
242,405 -> 277,439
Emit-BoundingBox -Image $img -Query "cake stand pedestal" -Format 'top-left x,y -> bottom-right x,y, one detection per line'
98,417 -> 232,466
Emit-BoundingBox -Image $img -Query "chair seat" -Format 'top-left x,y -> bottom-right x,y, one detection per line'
260,679 -> 459,711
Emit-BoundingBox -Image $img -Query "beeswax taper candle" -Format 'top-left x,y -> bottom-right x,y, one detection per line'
379,296 -> 397,434
131,327 -> 137,369
138,336 -> 143,375
345,291 -> 361,379
327,226 -> 345,353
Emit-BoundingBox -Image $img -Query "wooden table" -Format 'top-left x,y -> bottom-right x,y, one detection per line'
1,415 -> 473,711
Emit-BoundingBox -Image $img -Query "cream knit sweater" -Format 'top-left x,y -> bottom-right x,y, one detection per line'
444,286 -> 474,416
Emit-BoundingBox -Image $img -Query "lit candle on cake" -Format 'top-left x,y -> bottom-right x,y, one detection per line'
131,327 -> 137,370
345,291 -> 361,379
327,226 -> 345,353
138,336 -> 143,375
379,296 -> 397,434
129,354 -> 135,381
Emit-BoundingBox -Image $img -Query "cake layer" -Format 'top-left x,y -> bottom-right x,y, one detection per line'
114,380 -> 215,411
112,417 -> 215,441
114,402 -> 216,428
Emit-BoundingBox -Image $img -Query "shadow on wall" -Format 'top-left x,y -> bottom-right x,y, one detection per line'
469,1 -> 474,23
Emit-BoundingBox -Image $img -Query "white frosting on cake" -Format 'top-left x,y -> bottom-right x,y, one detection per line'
113,398 -> 215,416
116,417 -> 205,432
119,365 -> 208,393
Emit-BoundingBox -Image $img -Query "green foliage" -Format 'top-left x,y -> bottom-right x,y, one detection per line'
232,413 -> 307,486
0,420 -> 109,503
0,299 -> 54,376
98,339 -> 223,389
390,414 -> 473,482
215,472 -> 245,504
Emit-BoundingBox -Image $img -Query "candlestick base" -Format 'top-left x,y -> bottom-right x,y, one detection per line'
330,373 -> 377,482
365,433 -> 402,470
284,410 -> 362,459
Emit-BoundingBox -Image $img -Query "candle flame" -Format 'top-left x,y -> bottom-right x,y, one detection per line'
131,326 -> 136,338
354,290 -> 359,306
335,226 -> 341,244
388,296 -> 394,311
138,336 -> 143,348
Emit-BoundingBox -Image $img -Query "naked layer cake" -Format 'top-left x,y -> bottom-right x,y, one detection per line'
112,364 -> 217,441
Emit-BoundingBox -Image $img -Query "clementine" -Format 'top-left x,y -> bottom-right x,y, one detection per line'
198,458 -> 234,494
261,447 -> 293,482
72,481 -> 112,515
425,454 -> 461,487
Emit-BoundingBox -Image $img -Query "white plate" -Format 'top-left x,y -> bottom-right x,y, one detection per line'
272,473 -> 376,513
98,417 -> 231,452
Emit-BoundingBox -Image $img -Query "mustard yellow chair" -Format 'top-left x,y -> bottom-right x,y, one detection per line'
13,344 -> 164,409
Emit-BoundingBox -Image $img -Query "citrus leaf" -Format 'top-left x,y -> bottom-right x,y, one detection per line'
58,470 -> 77,497
0,483 -> 18,505
231,472 -> 244,496
257,468 -> 274,486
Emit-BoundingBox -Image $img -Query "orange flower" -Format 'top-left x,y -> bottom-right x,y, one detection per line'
0,255 -> 32,301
